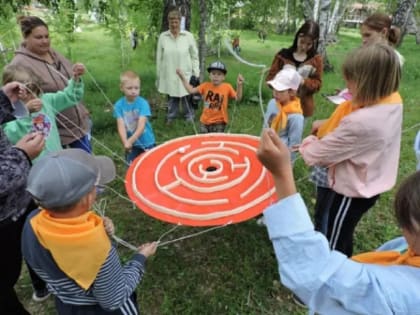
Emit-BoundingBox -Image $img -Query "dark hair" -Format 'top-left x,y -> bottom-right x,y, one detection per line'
17,15 -> 48,38
395,171 -> 420,233
290,20 -> 320,57
362,13 -> 400,46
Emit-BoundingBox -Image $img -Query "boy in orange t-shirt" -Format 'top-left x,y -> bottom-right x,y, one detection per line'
176,61 -> 244,133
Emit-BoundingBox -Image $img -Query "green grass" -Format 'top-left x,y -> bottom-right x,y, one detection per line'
10,24 -> 420,315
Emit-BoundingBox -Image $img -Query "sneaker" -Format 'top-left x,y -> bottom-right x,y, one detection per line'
32,288 -> 51,302
291,293 -> 307,308
256,216 -> 266,226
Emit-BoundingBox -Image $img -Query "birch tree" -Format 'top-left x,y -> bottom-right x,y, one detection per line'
392,0 -> 417,45
198,0 -> 207,81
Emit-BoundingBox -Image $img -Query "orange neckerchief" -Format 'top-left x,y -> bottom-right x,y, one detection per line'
317,92 -> 402,139
30,210 -> 111,290
352,248 -> 420,267
270,97 -> 302,132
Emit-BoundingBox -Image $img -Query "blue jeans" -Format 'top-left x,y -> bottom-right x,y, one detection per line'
265,99 -> 304,163
65,134 -> 92,154
126,144 -> 156,165
167,96 -> 194,121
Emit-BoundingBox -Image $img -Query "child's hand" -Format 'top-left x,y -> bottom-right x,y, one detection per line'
124,140 -> 133,151
257,128 -> 291,178
72,63 -> 85,80
237,74 -> 244,86
290,144 -> 300,152
138,241 -> 158,258
311,119 -> 325,135
26,98 -> 42,113
103,216 -> 115,236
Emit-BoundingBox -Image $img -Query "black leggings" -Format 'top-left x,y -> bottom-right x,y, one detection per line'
314,187 -> 380,257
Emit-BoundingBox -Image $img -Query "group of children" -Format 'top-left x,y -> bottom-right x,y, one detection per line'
1,11 -> 418,315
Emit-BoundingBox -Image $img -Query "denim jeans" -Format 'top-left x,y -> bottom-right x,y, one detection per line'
265,98 -> 304,163
65,134 -> 92,154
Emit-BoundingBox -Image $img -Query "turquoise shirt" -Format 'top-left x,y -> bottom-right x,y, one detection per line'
2,79 -> 84,161
113,96 -> 156,149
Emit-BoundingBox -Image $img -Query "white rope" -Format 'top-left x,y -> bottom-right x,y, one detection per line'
157,222 -> 231,247
223,38 -> 266,69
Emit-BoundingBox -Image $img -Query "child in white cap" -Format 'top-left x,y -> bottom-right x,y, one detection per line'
264,67 -> 303,163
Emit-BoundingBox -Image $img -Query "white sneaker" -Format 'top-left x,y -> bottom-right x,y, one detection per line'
32,289 -> 51,302
256,216 -> 266,226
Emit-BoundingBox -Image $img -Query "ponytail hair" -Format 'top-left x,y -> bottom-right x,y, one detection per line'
17,15 -> 48,38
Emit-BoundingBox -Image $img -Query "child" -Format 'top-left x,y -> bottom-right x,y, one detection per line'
2,63 -> 86,160
257,129 -> 420,315
113,70 -> 156,164
264,67 -> 303,163
176,61 -> 244,133
299,43 -> 403,257
266,20 -> 322,118
22,148 -> 158,314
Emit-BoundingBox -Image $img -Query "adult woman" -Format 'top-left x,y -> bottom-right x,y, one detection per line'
266,20 -> 323,118
9,16 -> 91,152
0,82 -> 45,314
156,8 -> 199,124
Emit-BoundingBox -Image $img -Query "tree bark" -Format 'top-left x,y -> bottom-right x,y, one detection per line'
198,0 -> 207,81
392,0 -> 417,46
317,0 -> 334,71
161,0 -> 191,32
302,0 -> 314,20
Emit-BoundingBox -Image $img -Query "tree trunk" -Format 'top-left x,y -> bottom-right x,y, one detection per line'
302,0 -> 314,20
317,0 -> 334,71
161,0 -> 191,32
392,0 -> 416,46
198,0 -> 207,80
327,0 -> 346,42
313,0 -> 321,21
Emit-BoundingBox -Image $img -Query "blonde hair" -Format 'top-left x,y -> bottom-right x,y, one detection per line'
342,43 -> 400,107
2,64 -> 43,95
120,70 -> 140,85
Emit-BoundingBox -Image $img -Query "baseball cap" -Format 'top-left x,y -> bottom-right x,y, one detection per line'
266,68 -> 302,91
27,149 -> 116,209
207,61 -> 227,74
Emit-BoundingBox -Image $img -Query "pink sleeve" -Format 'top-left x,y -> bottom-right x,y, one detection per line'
299,120 -> 369,167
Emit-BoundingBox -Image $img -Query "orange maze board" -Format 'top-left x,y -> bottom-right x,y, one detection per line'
126,133 -> 277,226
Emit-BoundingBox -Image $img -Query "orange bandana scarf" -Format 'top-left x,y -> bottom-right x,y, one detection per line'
270,97 -> 303,132
317,92 -> 402,139
352,248 -> 420,267
30,210 -> 111,290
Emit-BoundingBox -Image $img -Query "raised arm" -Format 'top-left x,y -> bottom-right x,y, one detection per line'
176,69 -> 198,94
235,74 -> 244,102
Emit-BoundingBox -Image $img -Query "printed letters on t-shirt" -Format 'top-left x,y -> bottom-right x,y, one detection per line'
204,90 -> 224,111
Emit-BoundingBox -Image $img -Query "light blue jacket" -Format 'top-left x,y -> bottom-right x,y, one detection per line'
264,193 -> 420,315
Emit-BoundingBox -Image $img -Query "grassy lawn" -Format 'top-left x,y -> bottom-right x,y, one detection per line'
8,22 -> 420,315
